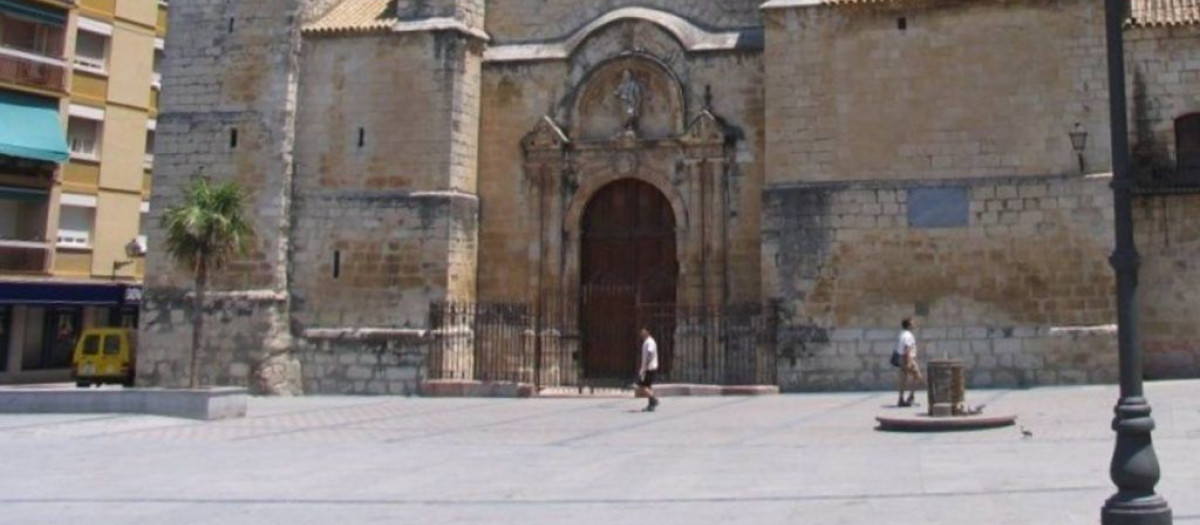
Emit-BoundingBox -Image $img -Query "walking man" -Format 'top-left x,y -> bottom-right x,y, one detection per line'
637,327 -> 660,412
895,318 -> 923,407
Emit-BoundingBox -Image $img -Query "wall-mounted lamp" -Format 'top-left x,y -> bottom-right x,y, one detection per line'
111,239 -> 144,281
1069,123 -> 1089,174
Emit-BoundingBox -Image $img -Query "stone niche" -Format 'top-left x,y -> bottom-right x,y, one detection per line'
569,56 -> 686,142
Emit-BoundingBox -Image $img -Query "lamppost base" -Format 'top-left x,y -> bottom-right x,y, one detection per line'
1102,495 -> 1172,525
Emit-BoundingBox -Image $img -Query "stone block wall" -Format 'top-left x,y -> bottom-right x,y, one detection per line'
296,33 -> 483,195
140,0 -> 306,389
298,333 -> 428,395
291,192 -> 478,329
139,291 -> 285,388
765,175 -> 1118,391
781,325 -> 1119,392
1127,25 -> 1200,181
1136,194 -> 1200,379
282,15 -> 484,393
764,0 -> 1112,185
1121,24 -> 1200,378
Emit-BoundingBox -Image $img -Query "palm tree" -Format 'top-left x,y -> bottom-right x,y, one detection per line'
161,178 -> 254,388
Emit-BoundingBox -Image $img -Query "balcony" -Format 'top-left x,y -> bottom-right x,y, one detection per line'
0,185 -> 50,273
0,239 -> 49,272
0,47 -> 67,93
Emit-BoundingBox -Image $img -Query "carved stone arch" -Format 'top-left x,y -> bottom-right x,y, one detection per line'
565,53 -> 687,142
564,168 -> 689,238
562,7 -> 724,58
560,169 -> 689,341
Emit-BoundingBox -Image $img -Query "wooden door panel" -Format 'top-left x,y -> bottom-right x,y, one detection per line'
582,179 -> 677,380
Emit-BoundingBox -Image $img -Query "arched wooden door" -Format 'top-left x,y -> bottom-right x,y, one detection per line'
581,179 -> 677,381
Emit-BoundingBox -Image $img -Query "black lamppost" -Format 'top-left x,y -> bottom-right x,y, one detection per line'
1101,0 -> 1172,523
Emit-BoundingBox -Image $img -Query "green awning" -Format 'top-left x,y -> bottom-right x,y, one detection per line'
0,0 -> 66,26
0,91 -> 68,163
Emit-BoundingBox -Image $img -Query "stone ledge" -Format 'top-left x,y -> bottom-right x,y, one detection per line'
421,381 -> 779,398
302,327 -> 430,341
422,380 -> 537,398
0,386 -> 249,420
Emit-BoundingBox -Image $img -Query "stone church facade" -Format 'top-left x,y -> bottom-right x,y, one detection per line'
138,0 -> 1200,394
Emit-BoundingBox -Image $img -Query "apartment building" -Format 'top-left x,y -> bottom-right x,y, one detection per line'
1,0 -> 165,383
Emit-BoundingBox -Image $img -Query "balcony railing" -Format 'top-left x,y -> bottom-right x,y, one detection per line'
0,46 -> 67,92
0,239 -> 49,273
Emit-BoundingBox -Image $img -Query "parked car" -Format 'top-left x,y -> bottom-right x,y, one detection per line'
71,328 -> 136,387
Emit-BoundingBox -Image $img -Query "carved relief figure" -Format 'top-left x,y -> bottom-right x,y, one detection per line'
613,69 -> 644,134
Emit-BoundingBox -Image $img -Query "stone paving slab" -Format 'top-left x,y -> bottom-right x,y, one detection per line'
0,381 -> 1198,524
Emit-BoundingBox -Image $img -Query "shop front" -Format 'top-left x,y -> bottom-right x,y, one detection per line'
0,281 -> 140,383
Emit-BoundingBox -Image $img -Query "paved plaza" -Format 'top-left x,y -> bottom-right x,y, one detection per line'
1,381 -> 1198,525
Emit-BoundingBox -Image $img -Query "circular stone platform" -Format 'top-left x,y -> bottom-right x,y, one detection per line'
876,413 -> 1017,432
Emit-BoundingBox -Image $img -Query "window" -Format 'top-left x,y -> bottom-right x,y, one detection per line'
136,208 -> 148,253
57,205 -> 93,248
67,117 -> 101,161
144,129 -> 155,168
102,335 -> 121,355
82,334 -> 100,355
73,30 -> 107,73
0,12 -> 65,57
1176,114 -> 1200,181
151,48 -> 163,88
0,199 -> 17,239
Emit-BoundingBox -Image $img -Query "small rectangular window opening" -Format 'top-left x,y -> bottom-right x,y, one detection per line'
230,128 -> 238,149
898,17 -> 907,31
228,18 -> 235,33
333,250 -> 341,280
357,127 -> 365,148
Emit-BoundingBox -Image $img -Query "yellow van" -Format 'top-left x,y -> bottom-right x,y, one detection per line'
71,328 -> 136,387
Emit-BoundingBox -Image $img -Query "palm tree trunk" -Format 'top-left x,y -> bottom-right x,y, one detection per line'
190,258 -> 208,389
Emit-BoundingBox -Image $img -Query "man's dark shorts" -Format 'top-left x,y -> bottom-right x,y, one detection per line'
638,370 -> 657,388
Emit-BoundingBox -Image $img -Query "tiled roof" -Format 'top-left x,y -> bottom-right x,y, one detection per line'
304,0 -> 397,34
1130,0 -> 1200,27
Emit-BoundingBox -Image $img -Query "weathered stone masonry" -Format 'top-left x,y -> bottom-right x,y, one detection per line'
765,175 -> 1119,391
140,0 -> 1200,394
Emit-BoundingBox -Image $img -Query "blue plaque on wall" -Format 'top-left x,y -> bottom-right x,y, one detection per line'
907,187 -> 969,228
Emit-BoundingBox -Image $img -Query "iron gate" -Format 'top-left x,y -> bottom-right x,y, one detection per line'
428,301 -> 777,388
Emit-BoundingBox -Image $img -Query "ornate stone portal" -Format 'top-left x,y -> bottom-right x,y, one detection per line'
521,54 -> 739,382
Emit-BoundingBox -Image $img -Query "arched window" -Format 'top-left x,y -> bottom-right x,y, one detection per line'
1175,114 -> 1200,180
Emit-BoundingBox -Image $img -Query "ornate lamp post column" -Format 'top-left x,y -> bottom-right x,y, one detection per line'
1101,0 -> 1172,523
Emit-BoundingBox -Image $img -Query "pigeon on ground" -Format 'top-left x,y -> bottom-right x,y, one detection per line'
1020,426 -> 1033,439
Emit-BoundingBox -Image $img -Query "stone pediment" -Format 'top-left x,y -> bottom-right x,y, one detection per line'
522,116 -> 570,152
680,110 -> 729,146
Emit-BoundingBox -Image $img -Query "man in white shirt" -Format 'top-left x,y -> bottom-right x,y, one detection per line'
638,328 -> 660,412
894,318 -> 922,407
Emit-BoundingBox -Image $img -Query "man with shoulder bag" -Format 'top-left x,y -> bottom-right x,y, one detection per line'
892,318 -> 922,407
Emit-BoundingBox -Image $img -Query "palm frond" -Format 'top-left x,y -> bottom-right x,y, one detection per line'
161,177 -> 256,274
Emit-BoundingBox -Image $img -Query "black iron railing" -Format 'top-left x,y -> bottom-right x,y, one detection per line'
428,301 -> 777,388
